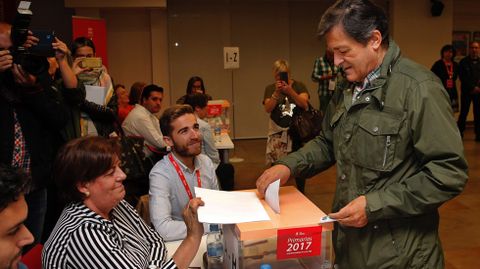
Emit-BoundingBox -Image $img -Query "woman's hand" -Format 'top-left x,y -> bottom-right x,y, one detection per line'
72,57 -> 89,75
183,197 -> 205,239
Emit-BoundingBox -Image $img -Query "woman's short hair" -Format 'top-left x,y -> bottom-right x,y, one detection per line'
71,36 -> 96,56
273,59 -> 289,74
186,76 -> 205,94
53,136 -> 120,204
440,44 -> 456,58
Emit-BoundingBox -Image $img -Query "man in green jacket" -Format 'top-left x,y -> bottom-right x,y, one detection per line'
256,0 -> 468,268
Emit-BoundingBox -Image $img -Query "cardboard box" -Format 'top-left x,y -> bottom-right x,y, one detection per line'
223,186 -> 334,269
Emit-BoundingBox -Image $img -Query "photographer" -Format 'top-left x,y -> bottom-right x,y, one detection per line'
0,21 -> 68,250
71,37 -> 118,138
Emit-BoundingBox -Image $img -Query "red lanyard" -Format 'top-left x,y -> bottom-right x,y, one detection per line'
444,60 -> 454,79
168,154 -> 201,200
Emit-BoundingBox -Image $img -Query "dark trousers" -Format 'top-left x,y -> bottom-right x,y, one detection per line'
457,92 -> 480,137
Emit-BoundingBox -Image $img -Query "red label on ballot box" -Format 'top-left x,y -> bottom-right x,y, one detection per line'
276,226 -> 322,260
207,104 -> 222,116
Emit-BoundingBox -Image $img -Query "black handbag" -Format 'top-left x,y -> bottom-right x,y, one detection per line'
288,103 -> 324,144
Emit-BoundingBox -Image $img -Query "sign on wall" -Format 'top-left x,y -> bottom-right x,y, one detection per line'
224,46 -> 240,69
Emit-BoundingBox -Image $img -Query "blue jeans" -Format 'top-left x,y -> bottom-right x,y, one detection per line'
24,188 -> 47,252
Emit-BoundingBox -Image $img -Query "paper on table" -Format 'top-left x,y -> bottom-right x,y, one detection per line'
85,85 -> 107,105
195,187 -> 270,224
265,179 -> 280,214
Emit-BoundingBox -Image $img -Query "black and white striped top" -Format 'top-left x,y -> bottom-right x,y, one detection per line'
42,200 -> 177,269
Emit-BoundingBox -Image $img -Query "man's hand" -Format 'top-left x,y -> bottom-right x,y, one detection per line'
183,197 -> 205,239
471,86 -> 480,95
329,195 -> 368,228
52,37 -> 69,62
256,164 -> 291,198
0,50 -> 13,72
12,64 -> 36,86
23,31 -> 39,48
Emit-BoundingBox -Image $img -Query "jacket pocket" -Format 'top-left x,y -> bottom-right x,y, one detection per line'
351,109 -> 404,172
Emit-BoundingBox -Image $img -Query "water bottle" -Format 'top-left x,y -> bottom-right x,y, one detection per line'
214,118 -> 222,143
206,224 -> 224,269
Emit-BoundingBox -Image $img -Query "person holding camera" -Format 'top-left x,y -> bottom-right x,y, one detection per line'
71,36 -> 118,138
263,59 -> 310,193
0,21 -> 68,249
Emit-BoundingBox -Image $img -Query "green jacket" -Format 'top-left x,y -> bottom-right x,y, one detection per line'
278,40 -> 468,269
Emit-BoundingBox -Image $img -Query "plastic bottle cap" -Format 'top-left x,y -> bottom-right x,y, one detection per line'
210,224 -> 219,231
260,264 -> 272,269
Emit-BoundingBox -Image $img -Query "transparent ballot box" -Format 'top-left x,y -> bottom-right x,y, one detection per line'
223,187 -> 333,269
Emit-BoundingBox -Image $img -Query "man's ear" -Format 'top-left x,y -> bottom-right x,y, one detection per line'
369,30 -> 383,50
163,135 -> 174,148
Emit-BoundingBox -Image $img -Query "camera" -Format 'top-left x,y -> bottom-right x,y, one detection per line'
80,57 -> 102,69
10,1 -> 50,77
279,71 -> 289,83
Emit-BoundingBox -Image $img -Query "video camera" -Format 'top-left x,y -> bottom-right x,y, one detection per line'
10,1 -> 53,76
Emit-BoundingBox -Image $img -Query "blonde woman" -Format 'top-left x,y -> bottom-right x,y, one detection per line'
263,59 -> 309,192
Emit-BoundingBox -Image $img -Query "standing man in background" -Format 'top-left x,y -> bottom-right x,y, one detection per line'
311,48 -> 340,113
458,41 -> 480,140
257,0 -> 468,268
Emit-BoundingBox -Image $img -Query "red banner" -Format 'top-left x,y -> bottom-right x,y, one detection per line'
276,226 -> 322,260
72,16 -> 108,68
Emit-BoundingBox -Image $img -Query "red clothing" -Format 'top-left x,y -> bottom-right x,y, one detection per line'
118,105 -> 134,124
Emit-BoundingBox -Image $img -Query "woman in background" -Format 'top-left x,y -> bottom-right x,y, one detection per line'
263,59 -> 309,193
115,84 -> 134,124
71,37 -> 117,137
176,76 -> 212,104
42,136 -> 204,269
431,44 -> 459,112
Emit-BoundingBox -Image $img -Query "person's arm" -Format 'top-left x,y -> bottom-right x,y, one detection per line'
257,90 -> 339,196
149,167 -> 187,241
123,113 -> 166,149
12,65 -> 68,130
80,100 -> 117,122
200,124 -> 220,166
53,37 -> 77,89
281,81 -> 309,109
172,198 -> 204,269
264,84 -> 282,113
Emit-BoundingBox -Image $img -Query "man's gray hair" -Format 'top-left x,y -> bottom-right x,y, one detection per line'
318,0 -> 389,47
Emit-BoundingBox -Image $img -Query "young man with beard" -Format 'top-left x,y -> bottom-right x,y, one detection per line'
149,105 -> 219,241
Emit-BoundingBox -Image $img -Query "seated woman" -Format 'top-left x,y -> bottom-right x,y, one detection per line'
176,76 -> 212,104
42,136 -> 204,269
115,84 -> 134,124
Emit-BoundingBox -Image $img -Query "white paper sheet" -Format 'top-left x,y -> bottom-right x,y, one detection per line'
85,85 -> 107,105
195,187 -> 270,224
265,179 -> 280,214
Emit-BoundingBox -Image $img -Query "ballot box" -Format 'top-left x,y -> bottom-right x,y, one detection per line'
223,186 -> 334,269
